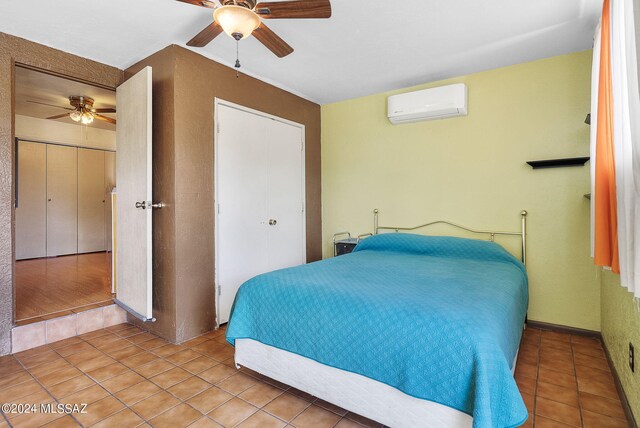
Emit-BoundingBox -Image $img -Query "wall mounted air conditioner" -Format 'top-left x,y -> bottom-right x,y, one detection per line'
387,83 -> 468,125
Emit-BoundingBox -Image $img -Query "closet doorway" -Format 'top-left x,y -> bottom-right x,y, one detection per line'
215,100 -> 306,325
14,66 -> 117,323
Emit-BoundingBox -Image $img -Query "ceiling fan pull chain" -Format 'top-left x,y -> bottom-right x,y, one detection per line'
235,38 -> 241,78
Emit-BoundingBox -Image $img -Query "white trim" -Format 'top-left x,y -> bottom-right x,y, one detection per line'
144,67 -> 153,320
213,98 -> 307,326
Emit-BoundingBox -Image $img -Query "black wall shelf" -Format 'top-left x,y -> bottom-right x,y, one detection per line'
526,157 -> 590,169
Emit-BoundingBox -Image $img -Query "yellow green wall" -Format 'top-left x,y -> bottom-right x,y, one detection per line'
321,50 -> 601,330
601,270 -> 640,421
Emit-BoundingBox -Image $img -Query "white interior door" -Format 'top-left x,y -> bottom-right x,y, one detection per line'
215,101 -> 305,325
266,119 -> 305,270
78,148 -> 106,253
46,144 -> 78,257
115,66 -> 153,321
105,151 -> 116,252
16,141 -> 47,260
216,104 -> 269,325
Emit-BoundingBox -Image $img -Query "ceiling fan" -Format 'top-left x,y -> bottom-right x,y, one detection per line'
27,96 -> 116,125
178,0 -> 332,58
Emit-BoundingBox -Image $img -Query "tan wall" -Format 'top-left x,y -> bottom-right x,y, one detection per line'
0,32 -> 122,355
126,45 -> 322,343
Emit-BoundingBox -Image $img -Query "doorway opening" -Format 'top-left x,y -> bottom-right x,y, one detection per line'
14,66 -> 117,324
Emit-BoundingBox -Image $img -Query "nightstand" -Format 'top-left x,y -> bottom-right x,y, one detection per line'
333,232 -> 359,256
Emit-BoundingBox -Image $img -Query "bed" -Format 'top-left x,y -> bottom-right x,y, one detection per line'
226,210 -> 529,428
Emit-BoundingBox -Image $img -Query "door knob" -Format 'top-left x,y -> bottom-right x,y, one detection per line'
136,201 -> 164,210
268,219 -> 277,226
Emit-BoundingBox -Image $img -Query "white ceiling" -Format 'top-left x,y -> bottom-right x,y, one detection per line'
0,0 -> 602,104
15,67 -> 116,130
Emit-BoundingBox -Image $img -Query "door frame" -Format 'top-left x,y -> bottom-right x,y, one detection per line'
213,98 -> 307,327
3,51 -> 120,354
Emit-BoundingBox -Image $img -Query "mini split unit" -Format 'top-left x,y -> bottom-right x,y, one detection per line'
387,83 -> 468,124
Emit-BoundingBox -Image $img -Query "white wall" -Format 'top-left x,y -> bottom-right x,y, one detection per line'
16,115 -> 116,150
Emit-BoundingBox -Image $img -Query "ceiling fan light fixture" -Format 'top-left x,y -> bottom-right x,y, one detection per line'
81,111 -> 94,125
214,5 -> 261,39
69,110 -> 82,122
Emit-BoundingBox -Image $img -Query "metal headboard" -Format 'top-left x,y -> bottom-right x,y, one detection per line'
373,209 -> 528,265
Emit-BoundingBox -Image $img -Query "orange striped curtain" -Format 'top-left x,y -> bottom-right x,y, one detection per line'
594,0 -> 620,273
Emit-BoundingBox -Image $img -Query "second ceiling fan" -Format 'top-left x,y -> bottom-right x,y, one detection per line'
178,0 -> 332,58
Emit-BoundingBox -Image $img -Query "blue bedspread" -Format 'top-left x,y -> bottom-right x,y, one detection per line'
226,234 -> 529,428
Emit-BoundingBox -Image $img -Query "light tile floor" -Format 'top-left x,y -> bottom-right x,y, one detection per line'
0,324 -> 631,427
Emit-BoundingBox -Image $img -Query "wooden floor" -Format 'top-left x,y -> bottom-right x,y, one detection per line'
16,252 -> 114,322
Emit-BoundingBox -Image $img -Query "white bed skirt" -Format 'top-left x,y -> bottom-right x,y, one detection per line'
235,338 -> 474,428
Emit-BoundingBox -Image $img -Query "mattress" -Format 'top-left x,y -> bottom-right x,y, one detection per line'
227,233 -> 529,427
235,338 -> 474,428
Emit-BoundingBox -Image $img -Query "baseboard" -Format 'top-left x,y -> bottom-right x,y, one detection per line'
602,339 -> 638,428
526,319 -> 637,427
526,320 -> 601,338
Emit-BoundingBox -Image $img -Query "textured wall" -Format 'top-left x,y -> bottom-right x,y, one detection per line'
321,50 -> 601,331
600,271 -> 640,423
0,54 -> 13,356
126,45 -> 321,343
0,32 -> 122,355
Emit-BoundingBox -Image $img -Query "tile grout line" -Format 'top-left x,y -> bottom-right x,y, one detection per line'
573,335 -> 584,428
533,330 -> 540,426
7,323 -> 535,428
50,327 -> 139,427
12,352 -> 85,427
81,327 -> 180,426
0,408 -> 11,428
533,329 -> 629,427
20,325 -> 150,427
51,325 -> 284,427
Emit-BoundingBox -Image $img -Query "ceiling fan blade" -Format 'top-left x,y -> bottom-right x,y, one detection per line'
176,0 -> 217,9
93,108 -> 116,113
46,113 -> 71,120
27,100 -> 74,110
187,21 -> 224,47
253,23 -> 294,58
94,114 -> 117,125
255,0 -> 331,19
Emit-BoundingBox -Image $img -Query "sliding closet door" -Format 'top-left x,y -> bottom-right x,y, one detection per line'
216,104 -> 269,324
16,141 -> 47,260
78,148 -> 106,253
46,144 -> 78,256
104,151 -> 116,252
266,119 -> 305,270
